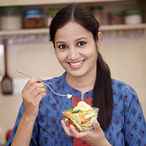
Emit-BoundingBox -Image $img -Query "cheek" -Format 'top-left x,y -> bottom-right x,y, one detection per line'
87,49 -> 98,64
55,51 -> 67,63
84,47 -> 98,59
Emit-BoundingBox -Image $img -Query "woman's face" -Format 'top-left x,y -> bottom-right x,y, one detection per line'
54,21 -> 101,79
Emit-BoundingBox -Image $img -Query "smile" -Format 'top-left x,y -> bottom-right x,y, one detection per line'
68,60 -> 85,69
70,60 -> 84,66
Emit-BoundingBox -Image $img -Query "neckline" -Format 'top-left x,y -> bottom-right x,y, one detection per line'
62,72 -> 93,99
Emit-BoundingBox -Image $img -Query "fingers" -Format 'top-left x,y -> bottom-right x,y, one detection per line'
22,77 -> 47,118
25,83 -> 46,99
62,119 -> 106,146
61,120 -> 86,139
23,77 -> 43,92
93,120 -> 101,132
22,77 -> 46,99
69,125 -> 80,137
61,120 -> 74,137
61,120 -> 70,134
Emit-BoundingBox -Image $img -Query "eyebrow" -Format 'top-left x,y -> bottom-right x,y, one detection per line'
56,37 -> 87,44
56,41 -> 65,44
75,37 -> 87,41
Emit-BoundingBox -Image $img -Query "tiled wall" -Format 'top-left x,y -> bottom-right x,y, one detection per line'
100,36 -> 146,117
0,32 -> 146,144
3,42 -> 65,79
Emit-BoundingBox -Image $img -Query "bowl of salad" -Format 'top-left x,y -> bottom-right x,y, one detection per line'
62,101 -> 99,132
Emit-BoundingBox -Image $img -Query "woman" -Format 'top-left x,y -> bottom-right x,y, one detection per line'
7,4 -> 146,146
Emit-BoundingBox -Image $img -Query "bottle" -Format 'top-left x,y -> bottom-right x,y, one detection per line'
124,9 -> 142,24
0,6 -> 22,30
45,9 -> 59,27
90,6 -> 103,25
108,11 -> 123,25
24,9 -> 43,28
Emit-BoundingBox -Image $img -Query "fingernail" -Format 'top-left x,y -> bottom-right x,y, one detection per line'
70,125 -> 74,131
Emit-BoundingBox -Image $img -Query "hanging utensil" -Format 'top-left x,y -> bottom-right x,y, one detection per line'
1,39 -> 13,94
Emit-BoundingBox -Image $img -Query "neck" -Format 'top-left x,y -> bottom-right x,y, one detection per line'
66,72 -> 96,94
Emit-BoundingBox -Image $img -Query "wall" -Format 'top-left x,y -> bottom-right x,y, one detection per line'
0,32 -> 146,145
100,32 -> 146,116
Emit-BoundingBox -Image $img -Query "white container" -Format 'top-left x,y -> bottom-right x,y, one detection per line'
0,6 -> 22,30
124,9 -> 142,24
90,6 -> 103,25
45,9 -> 59,27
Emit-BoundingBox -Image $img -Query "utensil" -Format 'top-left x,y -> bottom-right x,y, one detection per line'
17,70 -> 72,98
1,39 -> 13,94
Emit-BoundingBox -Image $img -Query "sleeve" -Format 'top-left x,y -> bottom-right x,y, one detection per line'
123,86 -> 146,146
6,102 -> 39,146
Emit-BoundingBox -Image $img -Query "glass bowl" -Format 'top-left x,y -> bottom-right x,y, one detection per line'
62,107 -> 99,132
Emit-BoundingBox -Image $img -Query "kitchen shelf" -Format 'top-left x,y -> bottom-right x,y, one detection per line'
0,0 -> 134,6
0,28 -> 49,36
0,24 -> 146,36
100,24 -> 146,31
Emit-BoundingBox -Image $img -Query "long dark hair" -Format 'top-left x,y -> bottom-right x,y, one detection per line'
49,4 -> 113,131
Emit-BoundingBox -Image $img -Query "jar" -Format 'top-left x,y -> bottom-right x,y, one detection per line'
108,11 -> 123,25
90,6 -> 103,25
45,9 -> 59,27
0,6 -> 22,30
24,9 -> 43,28
124,9 -> 142,24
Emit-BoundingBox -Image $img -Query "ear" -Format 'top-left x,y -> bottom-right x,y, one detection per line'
96,32 -> 102,49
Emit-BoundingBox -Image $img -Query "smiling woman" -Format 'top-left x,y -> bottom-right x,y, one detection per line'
6,4 -> 146,146
54,21 -> 99,79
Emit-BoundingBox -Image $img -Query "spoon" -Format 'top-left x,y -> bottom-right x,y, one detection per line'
16,70 -> 72,99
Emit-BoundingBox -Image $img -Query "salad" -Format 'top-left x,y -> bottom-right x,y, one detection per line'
62,101 -> 99,132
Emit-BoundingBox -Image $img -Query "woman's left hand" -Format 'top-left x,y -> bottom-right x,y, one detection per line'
61,119 -> 111,146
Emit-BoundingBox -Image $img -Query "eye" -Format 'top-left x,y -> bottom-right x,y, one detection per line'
59,45 -> 67,49
78,42 -> 86,46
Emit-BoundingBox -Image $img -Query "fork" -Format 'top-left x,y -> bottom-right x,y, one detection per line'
16,70 -> 72,99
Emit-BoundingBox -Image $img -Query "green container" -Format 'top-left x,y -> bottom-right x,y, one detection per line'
124,9 -> 142,24
0,6 -> 21,11
90,6 -> 103,25
90,6 -> 103,11
124,9 -> 142,14
109,11 -> 122,15
46,9 -> 60,27
108,11 -> 123,25
0,6 -> 22,30
47,9 -> 59,15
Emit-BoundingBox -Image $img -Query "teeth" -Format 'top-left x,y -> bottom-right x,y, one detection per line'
70,61 -> 83,66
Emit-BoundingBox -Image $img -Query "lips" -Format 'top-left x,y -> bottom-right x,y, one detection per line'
68,59 -> 85,69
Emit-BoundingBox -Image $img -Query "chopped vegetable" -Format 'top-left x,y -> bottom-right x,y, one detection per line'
67,94 -> 73,99
65,111 -> 72,118
62,101 -> 99,131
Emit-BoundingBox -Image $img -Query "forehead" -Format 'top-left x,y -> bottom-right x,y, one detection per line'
54,21 -> 93,41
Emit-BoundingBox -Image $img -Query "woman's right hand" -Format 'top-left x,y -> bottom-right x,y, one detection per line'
10,77 -> 47,146
22,77 -> 47,120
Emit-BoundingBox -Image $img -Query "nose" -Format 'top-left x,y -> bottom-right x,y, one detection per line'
68,47 -> 79,60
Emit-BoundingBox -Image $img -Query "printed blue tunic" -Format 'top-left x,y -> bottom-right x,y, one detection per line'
6,72 -> 146,146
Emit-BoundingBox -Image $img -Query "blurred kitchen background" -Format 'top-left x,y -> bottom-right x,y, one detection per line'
0,0 -> 146,145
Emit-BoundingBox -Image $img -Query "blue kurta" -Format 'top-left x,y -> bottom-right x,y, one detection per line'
7,72 -> 146,146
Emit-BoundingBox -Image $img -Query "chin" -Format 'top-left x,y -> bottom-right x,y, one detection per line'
68,71 -> 86,78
